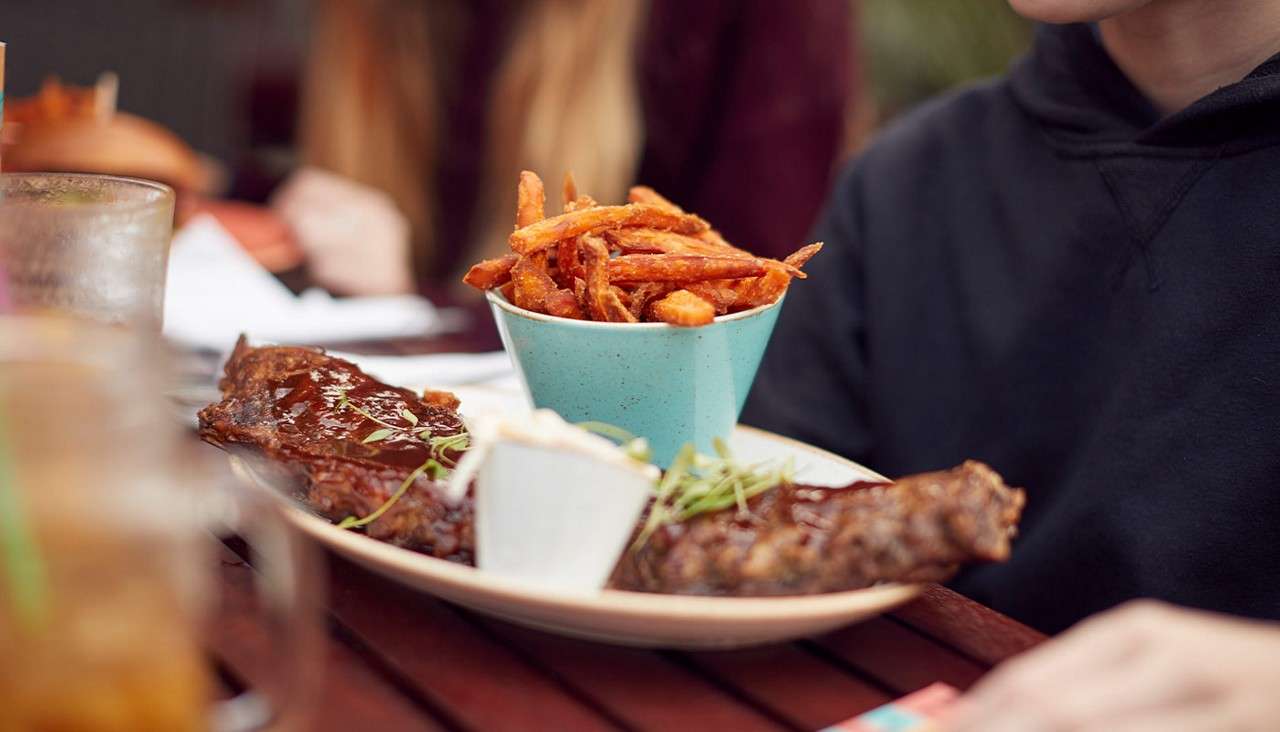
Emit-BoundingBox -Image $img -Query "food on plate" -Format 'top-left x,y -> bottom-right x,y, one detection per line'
611,459 -> 1024,596
582,235 -> 636,322
198,338 -> 474,561
445,410 -> 659,591
462,171 -> 823,326
647,289 -> 715,327
606,254 -> 767,283
200,345 -> 1026,596
461,253 -> 518,290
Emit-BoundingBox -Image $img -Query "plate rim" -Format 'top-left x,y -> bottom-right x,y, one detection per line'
250,424 -> 925,623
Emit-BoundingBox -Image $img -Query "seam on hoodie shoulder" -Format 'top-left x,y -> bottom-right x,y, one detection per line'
1094,145 -> 1225,291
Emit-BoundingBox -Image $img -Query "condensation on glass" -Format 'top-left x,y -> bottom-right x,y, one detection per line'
0,173 -> 175,327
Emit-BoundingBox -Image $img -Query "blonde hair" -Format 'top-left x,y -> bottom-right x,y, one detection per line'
299,0 -> 645,277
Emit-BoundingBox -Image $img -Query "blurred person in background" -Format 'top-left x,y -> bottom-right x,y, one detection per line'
280,0 -> 854,295
745,0 -> 1280,728
0,0 -> 853,297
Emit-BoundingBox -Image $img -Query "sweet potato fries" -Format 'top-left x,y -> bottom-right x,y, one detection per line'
463,171 -> 822,327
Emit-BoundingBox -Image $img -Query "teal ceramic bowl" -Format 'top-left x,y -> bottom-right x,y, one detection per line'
487,291 -> 784,466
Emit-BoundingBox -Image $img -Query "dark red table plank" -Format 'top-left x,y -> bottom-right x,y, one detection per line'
324,554 -> 617,731
476,618 -> 789,731
680,645 -> 894,730
890,585 -> 1045,667
211,543 -> 444,732
813,617 -> 987,694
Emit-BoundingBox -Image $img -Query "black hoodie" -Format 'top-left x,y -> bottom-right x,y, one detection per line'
743,23 -> 1280,634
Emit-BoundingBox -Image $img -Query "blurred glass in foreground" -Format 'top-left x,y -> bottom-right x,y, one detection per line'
0,317 -> 320,731
0,172 -> 174,328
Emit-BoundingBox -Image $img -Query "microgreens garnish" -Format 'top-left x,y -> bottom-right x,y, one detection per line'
635,438 -> 795,547
336,458 -> 448,530
361,428 -> 394,444
577,422 -> 795,547
336,392 -> 402,432
427,432 -> 471,458
336,391 -> 469,530
575,421 -> 653,464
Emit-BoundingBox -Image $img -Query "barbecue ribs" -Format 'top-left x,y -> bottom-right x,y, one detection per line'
199,342 -> 1025,593
610,461 -> 1025,595
198,337 -> 474,561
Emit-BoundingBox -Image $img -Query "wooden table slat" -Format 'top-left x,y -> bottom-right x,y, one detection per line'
890,585 -> 1046,667
324,555 -> 618,731
475,617 -> 790,732
678,644 -> 895,730
210,544 -> 445,732
812,617 -> 987,694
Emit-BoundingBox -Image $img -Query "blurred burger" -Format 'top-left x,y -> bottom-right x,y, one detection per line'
3,74 -> 303,272
3,74 -> 213,192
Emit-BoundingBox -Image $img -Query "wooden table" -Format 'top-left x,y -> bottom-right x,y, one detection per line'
201,312 -> 1046,731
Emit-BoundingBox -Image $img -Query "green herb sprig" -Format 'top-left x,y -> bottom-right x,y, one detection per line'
336,392 -> 469,530
578,423 -> 795,547
634,438 -> 794,546
575,421 -> 653,464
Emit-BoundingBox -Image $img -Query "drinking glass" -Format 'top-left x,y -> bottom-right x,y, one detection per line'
0,316 -> 320,731
0,173 -> 175,328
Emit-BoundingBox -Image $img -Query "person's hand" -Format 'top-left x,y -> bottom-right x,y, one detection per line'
271,167 -> 413,296
946,600 -> 1280,731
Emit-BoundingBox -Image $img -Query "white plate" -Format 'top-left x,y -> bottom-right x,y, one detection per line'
232,384 -> 923,649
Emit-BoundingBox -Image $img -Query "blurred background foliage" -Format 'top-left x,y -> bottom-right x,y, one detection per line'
860,0 -> 1032,122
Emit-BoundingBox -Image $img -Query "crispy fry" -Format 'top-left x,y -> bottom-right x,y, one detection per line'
683,281 -> 738,315
562,171 -> 578,210
784,242 -> 823,271
581,235 -> 637,322
612,286 -> 633,312
607,254 -> 767,283
510,251 -> 558,313
697,227 -> 734,249
553,238 -> 579,288
471,171 -> 818,325
564,194 -> 598,212
508,204 -> 709,255
649,289 -> 715,327
605,228 -> 756,260
516,170 -> 546,229
619,227 -> 811,279
627,185 -> 683,212
544,288 -> 585,319
625,281 -> 676,320
462,254 -> 519,290
731,268 -> 791,311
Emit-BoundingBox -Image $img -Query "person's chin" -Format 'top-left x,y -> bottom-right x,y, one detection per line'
1007,0 -> 1153,23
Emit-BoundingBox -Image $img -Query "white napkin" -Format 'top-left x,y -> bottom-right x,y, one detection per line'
163,215 -> 455,350
325,349 -> 517,388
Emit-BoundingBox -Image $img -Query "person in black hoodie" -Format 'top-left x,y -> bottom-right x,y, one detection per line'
743,0 -> 1280,728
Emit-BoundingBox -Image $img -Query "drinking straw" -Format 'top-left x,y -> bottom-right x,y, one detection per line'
1,41 -> 7,308
1,42 -> 6,170
0,399 -> 47,630
0,47 -> 47,630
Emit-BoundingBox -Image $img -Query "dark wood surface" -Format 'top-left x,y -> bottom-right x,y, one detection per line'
202,321 -> 1047,731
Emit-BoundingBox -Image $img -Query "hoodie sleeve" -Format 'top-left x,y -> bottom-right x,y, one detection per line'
740,160 -> 874,463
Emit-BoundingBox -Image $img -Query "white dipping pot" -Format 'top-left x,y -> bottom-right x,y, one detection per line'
474,441 -> 654,592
